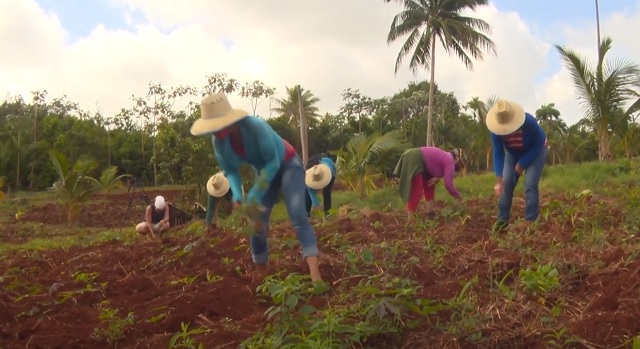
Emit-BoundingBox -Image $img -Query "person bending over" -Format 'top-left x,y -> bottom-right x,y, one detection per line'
393,147 -> 465,221
190,93 -> 323,283
486,99 -> 547,231
305,154 -> 337,217
204,171 -> 236,233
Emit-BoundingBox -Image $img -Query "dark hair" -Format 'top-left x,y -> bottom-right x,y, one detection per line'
451,148 -> 465,172
305,153 -> 324,169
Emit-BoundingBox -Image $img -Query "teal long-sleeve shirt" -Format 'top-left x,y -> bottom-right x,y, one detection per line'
213,116 -> 287,206
307,157 -> 337,206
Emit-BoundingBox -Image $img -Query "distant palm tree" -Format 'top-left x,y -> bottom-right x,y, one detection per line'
272,85 -> 320,130
556,37 -> 640,161
385,0 -> 496,147
535,103 -> 561,122
272,85 -> 321,160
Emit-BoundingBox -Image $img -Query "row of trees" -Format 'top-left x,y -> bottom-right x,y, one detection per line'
1,0 -> 638,198
1,68 -> 637,195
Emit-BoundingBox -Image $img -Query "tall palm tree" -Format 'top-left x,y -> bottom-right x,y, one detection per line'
556,37 -> 640,161
385,0 -> 496,147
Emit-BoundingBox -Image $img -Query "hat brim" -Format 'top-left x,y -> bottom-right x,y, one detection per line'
486,102 -> 526,135
305,164 -> 332,190
190,109 -> 249,136
207,172 -> 231,197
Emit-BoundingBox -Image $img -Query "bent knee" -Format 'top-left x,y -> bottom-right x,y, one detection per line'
289,212 -> 311,228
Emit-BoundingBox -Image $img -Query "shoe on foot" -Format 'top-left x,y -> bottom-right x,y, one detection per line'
493,219 -> 509,233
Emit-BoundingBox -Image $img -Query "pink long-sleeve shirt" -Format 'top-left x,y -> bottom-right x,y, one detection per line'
419,146 -> 461,200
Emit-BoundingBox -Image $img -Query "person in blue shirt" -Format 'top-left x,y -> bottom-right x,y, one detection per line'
190,93 -> 322,283
486,99 -> 548,231
304,154 -> 337,217
203,171 -> 234,233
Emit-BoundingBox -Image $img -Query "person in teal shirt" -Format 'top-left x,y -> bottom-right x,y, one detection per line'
204,171 -> 234,233
190,93 -> 323,283
304,154 -> 337,217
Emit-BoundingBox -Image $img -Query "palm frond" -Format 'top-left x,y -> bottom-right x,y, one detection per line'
48,149 -> 69,181
555,44 -> 598,118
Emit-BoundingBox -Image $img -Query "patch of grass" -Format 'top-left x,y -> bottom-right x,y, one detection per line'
0,229 -> 136,253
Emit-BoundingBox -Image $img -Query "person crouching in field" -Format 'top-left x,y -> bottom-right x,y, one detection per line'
135,195 -> 170,239
486,99 -> 547,231
190,93 -> 323,283
204,171 -> 235,233
393,147 -> 465,222
305,154 -> 337,217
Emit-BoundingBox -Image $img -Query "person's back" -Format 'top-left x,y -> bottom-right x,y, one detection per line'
420,146 -> 462,200
319,156 -> 337,176
420,147 -> 451,178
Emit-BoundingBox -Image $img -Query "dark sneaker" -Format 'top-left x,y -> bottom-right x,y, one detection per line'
493,219 -> 509,233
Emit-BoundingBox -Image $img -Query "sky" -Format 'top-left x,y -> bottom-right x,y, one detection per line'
1,0 -> 639,126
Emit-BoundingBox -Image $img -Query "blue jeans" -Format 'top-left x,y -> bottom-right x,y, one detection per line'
498,147 -> 548,222
250,155 -> 319,264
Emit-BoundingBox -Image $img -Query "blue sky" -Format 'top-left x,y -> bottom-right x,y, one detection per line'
37,0 -> 637,42
37,0 -> 139,41
491,0 -> 638,83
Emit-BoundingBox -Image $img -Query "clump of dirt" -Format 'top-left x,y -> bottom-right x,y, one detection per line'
0,233 -> 269,349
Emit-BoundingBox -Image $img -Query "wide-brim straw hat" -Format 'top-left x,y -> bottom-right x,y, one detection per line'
190,93 -> 249,136
207,172 -> 231,197
486,99 -> 526,135
305,164 -> 332,190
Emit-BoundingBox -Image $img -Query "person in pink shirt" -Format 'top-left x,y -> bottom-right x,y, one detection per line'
393,147 -> 465,220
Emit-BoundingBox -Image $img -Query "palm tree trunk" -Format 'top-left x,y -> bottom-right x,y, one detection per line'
426,35 -> 436,147
15,133 -> 20,190
298,86 -> 309,166
153,109 -> 158,186
597,127 -> 610,161
29,106 -> 38,190
107,123 -> 112,167
595,0 -> 601,55
485,149 -> 491,172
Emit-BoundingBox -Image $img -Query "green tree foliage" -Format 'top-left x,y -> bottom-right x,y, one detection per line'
0,68 -> 638,198
334,131 -> 405,198
556,37 -> 640,161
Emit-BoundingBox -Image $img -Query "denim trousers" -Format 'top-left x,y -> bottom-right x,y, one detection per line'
250,155 -> 319,264
498,147 -> 548,222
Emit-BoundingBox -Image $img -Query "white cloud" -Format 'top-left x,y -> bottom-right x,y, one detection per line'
1,0 -> 638,130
